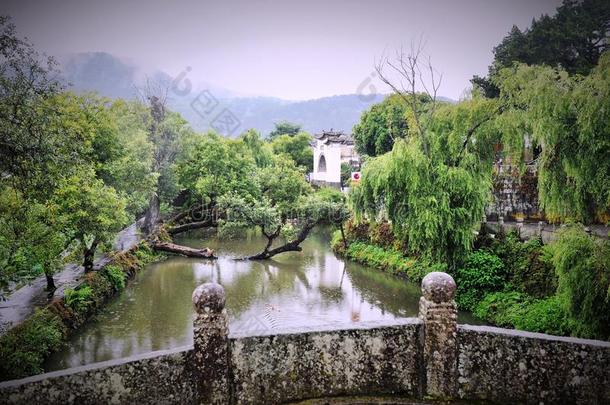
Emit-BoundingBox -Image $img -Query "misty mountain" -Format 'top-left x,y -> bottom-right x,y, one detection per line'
58,52 -> 393,135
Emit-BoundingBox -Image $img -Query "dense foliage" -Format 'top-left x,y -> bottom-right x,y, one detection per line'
547,226 -> 610,337
268,121 -> 302,140
495,55 -> 610,222
0,17 -> 203,291
351,96 -> 499,268
353,94 -> 410,156
472,0 -> 610,97
454,250 -> 505,311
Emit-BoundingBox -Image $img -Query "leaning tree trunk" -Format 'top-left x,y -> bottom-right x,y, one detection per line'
45,272 -> 56,292
83,238 -> 99,272
143,193 -> 161,235
249,221 -> 316,260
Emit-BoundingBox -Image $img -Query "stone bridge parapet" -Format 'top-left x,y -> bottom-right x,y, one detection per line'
1,272 -> 609,404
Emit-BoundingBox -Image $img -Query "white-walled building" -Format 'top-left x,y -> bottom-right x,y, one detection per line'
310,130 -> 359,188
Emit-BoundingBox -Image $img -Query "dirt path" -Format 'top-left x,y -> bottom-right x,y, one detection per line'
0,220 -> 144,335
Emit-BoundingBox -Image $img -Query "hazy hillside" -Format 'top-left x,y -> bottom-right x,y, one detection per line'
59,52 -> 387,135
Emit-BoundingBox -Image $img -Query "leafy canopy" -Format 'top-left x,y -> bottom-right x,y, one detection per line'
351,96 -> 500,267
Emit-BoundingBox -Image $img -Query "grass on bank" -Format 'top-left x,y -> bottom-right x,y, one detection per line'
332,219 -> 610,340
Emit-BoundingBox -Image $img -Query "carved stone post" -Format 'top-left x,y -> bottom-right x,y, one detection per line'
419,272 -> 458,399
192,283 -> 230,405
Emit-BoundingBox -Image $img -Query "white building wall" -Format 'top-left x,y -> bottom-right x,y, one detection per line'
312,142 -> 342,184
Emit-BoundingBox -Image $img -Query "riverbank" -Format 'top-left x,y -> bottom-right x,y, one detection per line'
42,227 -> 463,373
0,220 -> 144,334
0,241 -> 164,381
331,220 -> 610,341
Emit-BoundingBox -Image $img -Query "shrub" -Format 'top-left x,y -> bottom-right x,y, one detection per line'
344,218 -> 370,242
64,286 -> 94,313
502,236 -> 557,298
102,264 -> 126,291
455,250 -> 505,311
487,231 -> 557,298
369,221 -> 395,249
330,230 -> 347,255
0,309 -> 66,380
546,226 -> 610,338
474,291 -> 527,327
342,241 -> 437,282
512,296 -> 576,337
474,290 -> 594,338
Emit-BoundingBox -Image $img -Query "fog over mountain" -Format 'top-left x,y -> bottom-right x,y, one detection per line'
59,52 -> 395,135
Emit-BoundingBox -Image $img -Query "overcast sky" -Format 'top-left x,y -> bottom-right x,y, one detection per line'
5,0 -> 561,100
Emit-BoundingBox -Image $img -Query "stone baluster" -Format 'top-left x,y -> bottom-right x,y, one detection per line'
192,283 -> 230,405
419,272 -> 458,399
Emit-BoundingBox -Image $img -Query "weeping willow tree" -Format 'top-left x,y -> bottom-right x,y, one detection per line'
351,98 -> 499,268
351,44 -> 501,268
494,52 -> 610,223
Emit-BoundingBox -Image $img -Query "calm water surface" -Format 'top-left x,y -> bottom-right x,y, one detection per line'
46,228 -> 480,371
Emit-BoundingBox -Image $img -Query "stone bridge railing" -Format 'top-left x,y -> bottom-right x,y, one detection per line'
1,272 -> 609,404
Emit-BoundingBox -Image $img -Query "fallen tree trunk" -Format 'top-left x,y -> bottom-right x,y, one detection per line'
152,241 -> 215,258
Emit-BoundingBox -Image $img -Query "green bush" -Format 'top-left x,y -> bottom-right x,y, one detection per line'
474,291 -> 527,327
102,264 -> 126,291
546,226 -> 610,338
344,218 -> 370,242
489,232 -> 557,298
455,250 -> 505,311
369,221 -> 395,249
512,296 -> 577,337
0,309 -> 66,380
64,286 -> 94,313
330,229 -> 346,255
133,242 -> 163,265
474,291 -> 593,338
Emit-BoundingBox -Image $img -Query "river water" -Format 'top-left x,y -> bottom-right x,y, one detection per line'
46,227 -> 480,371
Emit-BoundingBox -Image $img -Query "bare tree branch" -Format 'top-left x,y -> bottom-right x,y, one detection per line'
374,39 -> 442,156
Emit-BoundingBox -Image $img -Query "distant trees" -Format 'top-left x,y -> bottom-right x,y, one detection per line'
472,0 -> 610,97
172,129 -> 347,260
268,121 -> 301,140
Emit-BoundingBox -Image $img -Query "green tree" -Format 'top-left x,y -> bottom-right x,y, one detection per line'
494,53 -> 610,222
219,156 -> 348,259
0,188 -> 65,293
240,129 -> 273,167
53,169 -> 128,272
177,132 -> 259,206
546,226 -> 610,338
105,100 -> 157,217
353,94 -> 410,156
0,17 -> 87,196
351,94 -> 500,267
270,132 -> 314,172
472,0 -> 610,97
268,121 -> 301,140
